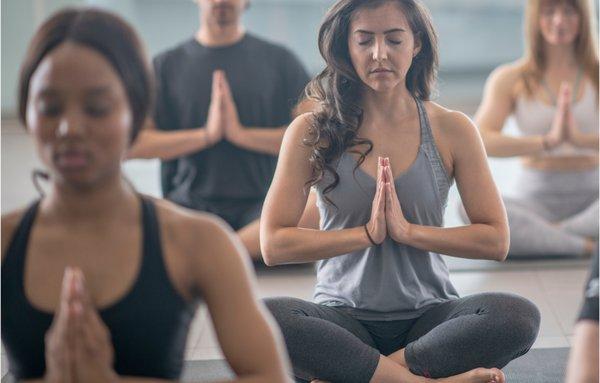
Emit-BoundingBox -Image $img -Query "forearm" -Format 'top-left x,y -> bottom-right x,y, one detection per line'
572,132 -> 599,150
262,226 -> 371,265
127,128 -> 212,160
404,223 -> 508,261
481,131 -> 545,157
229,126 -> 286,155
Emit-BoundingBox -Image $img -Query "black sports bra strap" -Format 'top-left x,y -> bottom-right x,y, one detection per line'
3,200 -> 41,293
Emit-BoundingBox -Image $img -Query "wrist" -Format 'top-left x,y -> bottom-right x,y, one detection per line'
569,130 -> 584,147
228,124 -> 246,145
392,222 -> 413,244
364,224 -> 378,246
358,225 -> 375,248
541,134 -> 559,151
201,127 -> 215,147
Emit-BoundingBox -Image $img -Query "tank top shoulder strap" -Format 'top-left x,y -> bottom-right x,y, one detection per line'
135,196 -> 191,309
415,97 -> 434,145
2,200 -> 41,293
138,196 -> 168,279
414,98 -> 453,205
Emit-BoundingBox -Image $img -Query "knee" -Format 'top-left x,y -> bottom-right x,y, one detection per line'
513,297 -> 541,349
490,293 -> 541,349
263,297 -> 306,324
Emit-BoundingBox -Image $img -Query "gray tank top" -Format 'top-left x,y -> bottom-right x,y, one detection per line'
314,98 -> 459,320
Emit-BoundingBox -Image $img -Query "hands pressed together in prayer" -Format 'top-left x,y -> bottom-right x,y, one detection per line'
205,70 -> 245,147
544,82 -> 588,150
365,157 -> 412,246
44,267 -> 117,383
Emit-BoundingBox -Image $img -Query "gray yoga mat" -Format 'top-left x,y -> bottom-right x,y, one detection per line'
181,347 -> 570,383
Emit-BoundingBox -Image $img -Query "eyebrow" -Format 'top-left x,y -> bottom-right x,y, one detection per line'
354,28 -> 406,35
36,86 -> 112,97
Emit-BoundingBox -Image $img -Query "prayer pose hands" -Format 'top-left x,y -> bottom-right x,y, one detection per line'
44,267 -> 117,383
545,82 -> 586,149
204,70 -> 245,146
365,157 -> 411,246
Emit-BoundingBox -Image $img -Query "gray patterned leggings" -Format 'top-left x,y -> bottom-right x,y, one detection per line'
265,292 -> 540,383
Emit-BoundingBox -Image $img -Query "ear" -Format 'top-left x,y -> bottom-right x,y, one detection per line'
412,32 -> 422,58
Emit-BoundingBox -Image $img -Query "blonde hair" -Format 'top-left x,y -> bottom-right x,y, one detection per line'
520,0 -> 599,96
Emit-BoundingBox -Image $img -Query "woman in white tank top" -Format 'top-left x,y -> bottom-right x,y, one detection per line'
468,0 -> 599,258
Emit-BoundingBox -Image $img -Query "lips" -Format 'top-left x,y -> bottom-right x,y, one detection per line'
370,68 -> 393,74
55,150 -> 90,170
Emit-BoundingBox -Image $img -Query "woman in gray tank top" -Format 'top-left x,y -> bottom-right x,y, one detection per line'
261,1 -> 540,382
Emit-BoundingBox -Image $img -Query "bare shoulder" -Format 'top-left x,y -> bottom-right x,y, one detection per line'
424,102 -> 483,162
151,197 -> 233,251
1,208 -> 29,263
486,60 -> 526,95
425,102 -> 477,139
285,112 -> 315,142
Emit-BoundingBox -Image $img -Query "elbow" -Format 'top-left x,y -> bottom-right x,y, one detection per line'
491,227 -> 510,262
261,249 -> 279,267
493,242 -> 509,262
260,232 -> 284,267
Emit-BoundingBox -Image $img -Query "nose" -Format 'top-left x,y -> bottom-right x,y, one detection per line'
372,37 -> 388,62
57,110 -> 85,138
552,9 -> 565,25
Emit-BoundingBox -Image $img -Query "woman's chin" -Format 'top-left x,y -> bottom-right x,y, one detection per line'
367,81 -> 401,93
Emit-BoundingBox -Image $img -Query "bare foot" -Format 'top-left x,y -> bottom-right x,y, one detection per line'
439,367 -> 505,383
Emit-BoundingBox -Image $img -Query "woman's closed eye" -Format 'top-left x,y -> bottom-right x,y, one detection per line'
357,38 -> 402,46
84,102 -> 112,117
36,100 -> 61,117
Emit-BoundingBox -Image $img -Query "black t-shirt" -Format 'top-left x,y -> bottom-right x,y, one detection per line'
579,247 -> 599,322
153,34 -> 309,206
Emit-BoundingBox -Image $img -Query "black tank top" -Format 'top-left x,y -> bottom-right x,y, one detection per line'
1,197 -> 198,380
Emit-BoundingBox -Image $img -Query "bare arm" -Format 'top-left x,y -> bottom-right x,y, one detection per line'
394,112 -> 509,261
571,131 -> 599,150
260,114 -> 372,266
127,120 -> 213,160
476,65 -> 547,157
228,126 -> 287,156
223,83 -> 318,156
189,216 -> 291,383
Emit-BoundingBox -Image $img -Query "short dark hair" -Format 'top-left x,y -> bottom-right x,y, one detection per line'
18,7 -> 153,143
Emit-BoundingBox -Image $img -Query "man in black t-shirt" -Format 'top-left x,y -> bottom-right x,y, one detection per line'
129,0 -> 310,260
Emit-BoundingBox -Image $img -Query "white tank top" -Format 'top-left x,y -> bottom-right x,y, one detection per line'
513,81 -> 598,157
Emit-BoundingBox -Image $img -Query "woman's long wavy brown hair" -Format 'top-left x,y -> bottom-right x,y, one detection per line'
520,0 -> 599,97
303,0 -> 438,205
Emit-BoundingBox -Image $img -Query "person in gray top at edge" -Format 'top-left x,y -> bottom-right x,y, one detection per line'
129,0 -> 311,261
261,1 -> 541,382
